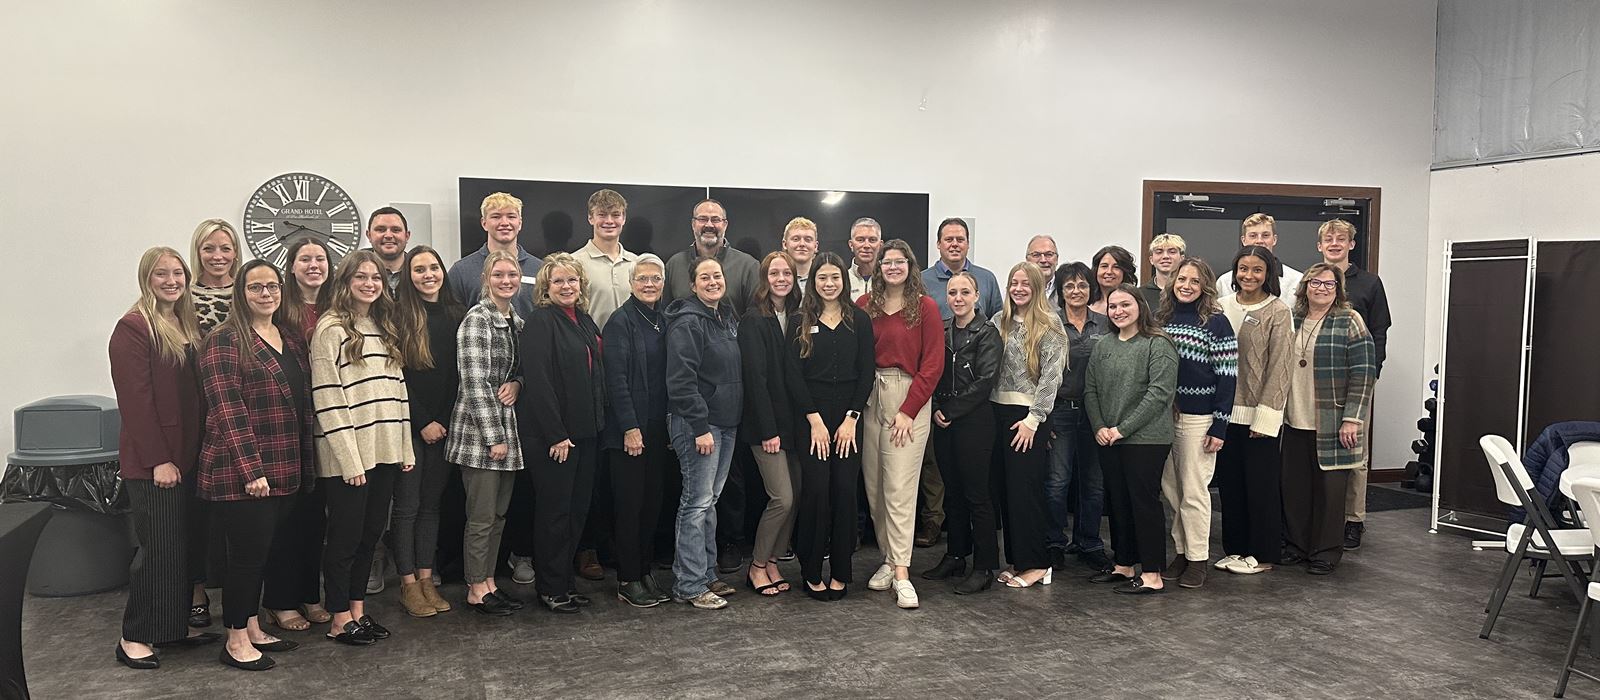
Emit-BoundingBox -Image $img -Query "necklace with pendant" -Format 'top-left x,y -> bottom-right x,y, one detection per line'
1297,316 -> 1325,367
636,305 -> 661,333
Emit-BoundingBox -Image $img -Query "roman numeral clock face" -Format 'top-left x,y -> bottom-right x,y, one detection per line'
241,173 -> 362,270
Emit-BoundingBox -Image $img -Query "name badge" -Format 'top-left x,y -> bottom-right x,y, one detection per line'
1244,316 -> 1262,326
810,326 -> 821,334
521,275 -> 538,285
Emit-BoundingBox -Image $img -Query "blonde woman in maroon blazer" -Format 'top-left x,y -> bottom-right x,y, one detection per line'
109,246 -> 216,670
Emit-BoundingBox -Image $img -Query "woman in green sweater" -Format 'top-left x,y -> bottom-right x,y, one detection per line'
1085,284 -> 1178,594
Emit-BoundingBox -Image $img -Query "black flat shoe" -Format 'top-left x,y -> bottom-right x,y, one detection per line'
188,598 -> 212,628
156,632 -> 221,648
1307,560 -> 1336,575
325,621 -> 375,646
827,585 -> 848,601
566,591 -> 592,607
542,595 -> 581,614
1088,570 -> 1135,584
252,639 -> 299,653
115,643 -> 159,670
468,596 -> 513,616
804,581 -> 830,601
489,590 -> 525,610
219,647 -> 275,671
356,615 -> 390,640
1112,580 -> 1167,595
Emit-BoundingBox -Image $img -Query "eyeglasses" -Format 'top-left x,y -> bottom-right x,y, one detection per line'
879,259 -> 909,268
633,275 -> 664,284
1026,251 -> 1058,260
1306,280 -> 1339,291
246,283 -> 282,296
693,216 -> 727,225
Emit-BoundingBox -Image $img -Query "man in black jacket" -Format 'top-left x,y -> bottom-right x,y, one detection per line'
1317,219 -> 1391,552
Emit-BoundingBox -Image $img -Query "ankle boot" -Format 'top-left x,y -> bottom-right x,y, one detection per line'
400,580 -> 437,618
920,555 -> 967,581
954,569 -> 994,595
420,578 -> 452,613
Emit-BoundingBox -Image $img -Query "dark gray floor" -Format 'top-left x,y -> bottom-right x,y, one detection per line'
20,505 -> 1591,699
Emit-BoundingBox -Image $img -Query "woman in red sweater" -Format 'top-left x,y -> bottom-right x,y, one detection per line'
110,247 -> 215,669
857,239 -> 943,610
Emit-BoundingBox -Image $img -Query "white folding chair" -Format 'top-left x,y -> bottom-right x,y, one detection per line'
1554,477 -> 1600,697
1480,434 -> 1593,641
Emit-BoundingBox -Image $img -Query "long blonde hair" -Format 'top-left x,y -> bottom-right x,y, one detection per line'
130,247 -> 201,363
998,263 -> 1066,381
323,250 -> 402,367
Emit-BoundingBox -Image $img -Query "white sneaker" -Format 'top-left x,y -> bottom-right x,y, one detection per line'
1224,556 -> 1273,575
867,564 -> 895,591
1212,554 -> 1243,571
508,555 -> 535,585
893,579 -> 919,609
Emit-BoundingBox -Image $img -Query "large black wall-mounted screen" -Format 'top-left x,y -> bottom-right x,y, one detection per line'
459,178 -> 929,265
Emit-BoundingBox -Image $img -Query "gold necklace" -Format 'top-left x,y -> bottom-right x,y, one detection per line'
1297,315 -> 1325,368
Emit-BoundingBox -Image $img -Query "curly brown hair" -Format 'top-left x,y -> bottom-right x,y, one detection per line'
864,239 -> 927,327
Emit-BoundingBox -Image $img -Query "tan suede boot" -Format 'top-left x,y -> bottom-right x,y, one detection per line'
401,580 -> 437,618
420,578 -> 452,613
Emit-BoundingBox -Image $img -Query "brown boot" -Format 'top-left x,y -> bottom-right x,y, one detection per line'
400,580 -> 437,618
576,549 -> 605,581
420,578 -> 451,613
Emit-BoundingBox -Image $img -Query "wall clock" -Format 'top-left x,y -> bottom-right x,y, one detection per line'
241,172 -> 361,270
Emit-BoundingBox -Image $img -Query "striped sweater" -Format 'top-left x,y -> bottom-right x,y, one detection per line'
311,314 -> 415,479
1163,302 -> 1238,440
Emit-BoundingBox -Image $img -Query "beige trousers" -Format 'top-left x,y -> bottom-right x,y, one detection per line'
1345,462 -> 1368,522
862,368 -> 932,567
1161,413 -> 1217,561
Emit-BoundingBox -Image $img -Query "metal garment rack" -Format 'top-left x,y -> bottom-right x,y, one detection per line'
1431,238 -> 1537,538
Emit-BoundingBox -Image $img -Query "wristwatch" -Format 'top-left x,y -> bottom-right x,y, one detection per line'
845,410 -> 862,420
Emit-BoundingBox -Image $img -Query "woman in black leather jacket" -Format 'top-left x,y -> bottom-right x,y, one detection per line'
925,271 -> 1003,594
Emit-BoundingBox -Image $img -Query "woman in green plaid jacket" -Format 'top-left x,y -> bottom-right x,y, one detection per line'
1280,263 -> 1375,575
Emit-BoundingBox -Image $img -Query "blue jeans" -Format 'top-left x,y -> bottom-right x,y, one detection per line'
1046,400 -> 1105,552
669,415 -> 738,599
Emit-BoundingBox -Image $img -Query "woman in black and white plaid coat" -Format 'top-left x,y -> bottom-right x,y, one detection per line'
446,251 -> 527,616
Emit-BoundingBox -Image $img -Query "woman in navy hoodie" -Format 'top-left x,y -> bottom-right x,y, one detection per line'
665,257 -> 744,610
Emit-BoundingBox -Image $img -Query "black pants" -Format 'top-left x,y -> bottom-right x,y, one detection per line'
392,437 -> 452,575
188,494 -> 215,587
993,403 -> 1052,571
611,420 -> 670,582
1281,428 -> 1350,567
933,403 -> 999,570
214,496 -> 291,629
321,464 -> 398,613
1216,423 -> 1283,563
532,438 -> 599,597
580,454 -> 614,560
1100,442 -> 1172,572
797,389 -> 863,584
504,467 -> 536,559
717,447 -> 755,551
123,480 -> 192,644
261,487 -> 324,610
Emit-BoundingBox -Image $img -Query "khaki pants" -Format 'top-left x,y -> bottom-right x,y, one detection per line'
461,468 -> 516,585
1345,462 -> 1368,523
862,368 -> 932,567
1161,414 -> 1217,561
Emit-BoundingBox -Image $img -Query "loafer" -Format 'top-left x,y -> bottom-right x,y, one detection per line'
467,596 -> 513,616
188,600 -> 213,629
356,615 -> 390,640
219,647 -> 275,671
116,643 -> 160,670
1307,560 -> 1336,575
156,632 -> 221,648
325,621 -> 375,646
867,563 -> 895,591
1280,550 -> 1307,566
1179,562 -> 1207,589
617,581 -> 660,608
489,590 -> 525,610
1112,579 -> 1167,595
251,639 -> 299,653
1088,570 -> 1135,584
1213,554 -> 1244,571
542,595 -> 581,614
892,579 -> 919,609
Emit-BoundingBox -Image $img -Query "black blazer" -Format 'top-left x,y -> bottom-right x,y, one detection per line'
738,312 -> 801,446
600,297 -> 668,450
518,305 -> 605,448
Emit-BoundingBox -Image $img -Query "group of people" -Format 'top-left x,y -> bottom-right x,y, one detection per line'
108,189 -> 1391,671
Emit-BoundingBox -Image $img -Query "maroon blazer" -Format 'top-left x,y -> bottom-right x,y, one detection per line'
197,324 -> 315,501
109,312 -> 202,480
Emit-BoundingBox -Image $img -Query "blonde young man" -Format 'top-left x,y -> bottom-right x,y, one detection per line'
1140,233 -> 1186,309
1217,213 -> 1302,308
1317,218 -> 1391,551
781,217 -> 819,292
1026,235 -> 1061,303
574,189 -> 639,328
448,192 -> 542,319
847,217 -> 882,300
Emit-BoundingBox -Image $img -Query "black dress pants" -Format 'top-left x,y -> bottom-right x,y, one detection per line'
214,495 -> 291,629
1216,423 -> 1283,563
532,438 -> 598,598
1100,442 -> 1172,572
993,403 -> 1052,571
321,464 -> 398,613
123,480 -> 192,644
504,467 -> 536,560
717,447 -> 755,551
611,420 -> 670,583
933,403 -> 999,571
262,487 -> 324,610
1281,428 -> 1350,567
797,389 -> 863,584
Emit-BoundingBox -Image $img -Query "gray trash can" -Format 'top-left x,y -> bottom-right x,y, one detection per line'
0,395 -> 133,597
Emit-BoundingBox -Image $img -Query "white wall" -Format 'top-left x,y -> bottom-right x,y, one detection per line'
1425,153 -> 1600,380
0,0 -> 1437,470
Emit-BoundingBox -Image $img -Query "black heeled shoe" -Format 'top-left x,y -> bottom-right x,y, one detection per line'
219,646 -> 275,671
954,569 -> 994,595
356,615 -> 390,640
188,595 -> 212,628
115,642 -> 159,670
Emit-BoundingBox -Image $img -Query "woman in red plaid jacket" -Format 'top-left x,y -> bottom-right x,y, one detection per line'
197,259 -> 316,671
